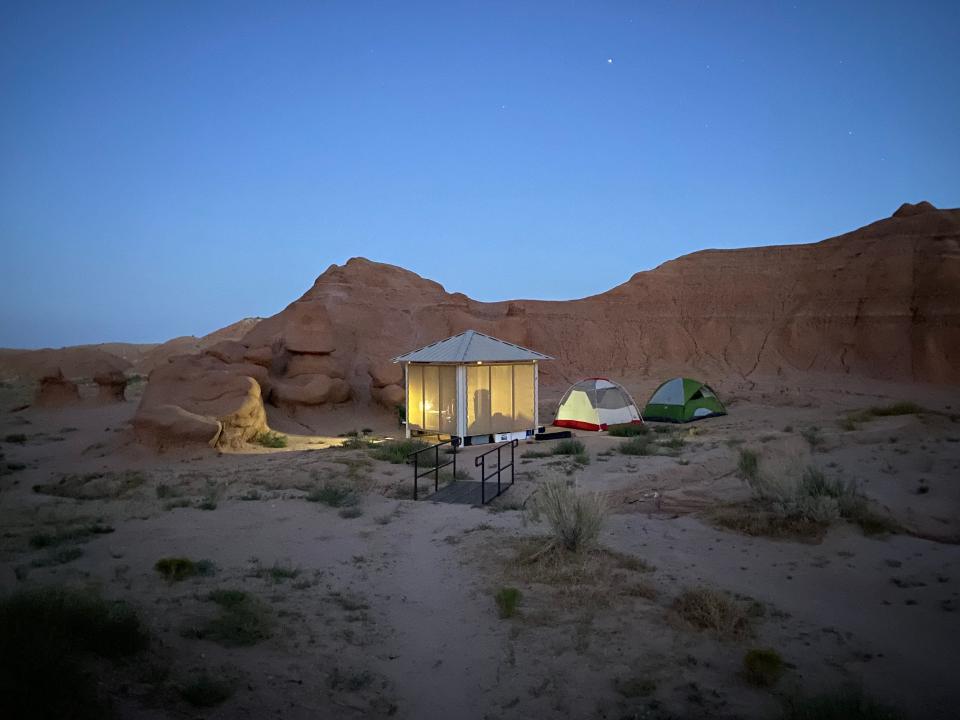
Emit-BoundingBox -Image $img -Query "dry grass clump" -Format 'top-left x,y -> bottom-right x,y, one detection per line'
607,423 -> 649,437
180,673 -> 233,707
619,435 -> 654,455
672,586 -> 752,638
717,456 -> 898,539
184,589 -> 273,647
737,448 -> 760,481
526,479 -> 605,552
369,439 -> 429,464
33,470 -> 148,500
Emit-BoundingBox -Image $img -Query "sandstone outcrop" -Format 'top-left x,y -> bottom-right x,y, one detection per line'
126,202 -> 959,447
34,368 -> 81,407
93,369 -> 128,403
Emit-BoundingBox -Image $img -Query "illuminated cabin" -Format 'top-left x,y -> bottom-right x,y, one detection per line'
392,330 -> 553,446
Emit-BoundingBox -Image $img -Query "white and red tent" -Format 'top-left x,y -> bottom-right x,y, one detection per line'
553,378 -> 643,431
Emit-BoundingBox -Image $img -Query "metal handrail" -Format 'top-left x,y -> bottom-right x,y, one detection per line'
408,438 -> 458,500
474,439 -> 519,504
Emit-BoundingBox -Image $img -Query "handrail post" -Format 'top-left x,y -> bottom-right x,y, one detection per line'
511,439 -> 517,488
496,444 -> 502,497
434,444 -> 439,493
481,456 -> 486,504
413,453 -> 418,501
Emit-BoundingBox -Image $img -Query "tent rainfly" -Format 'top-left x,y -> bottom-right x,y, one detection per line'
554,378 -> 643,431
392,330 -> 553,446
642,377 -> 726,423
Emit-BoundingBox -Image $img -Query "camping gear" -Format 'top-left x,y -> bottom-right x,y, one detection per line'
553,378 -> 643,431
642,377 -> 726,422
393,330 -> 553,446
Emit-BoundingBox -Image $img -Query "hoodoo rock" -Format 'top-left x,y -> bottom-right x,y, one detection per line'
133,355 -> 268,450
34,367 -> 81,407
131,204 -> 960,448
93,369 -> 128,403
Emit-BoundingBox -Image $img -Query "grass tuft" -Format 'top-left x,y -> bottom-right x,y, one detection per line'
552,439 -> 586,456
369,439 -> 429,464
527,479 -> 605,552
494,587 -> 521,618
673,586 -> 750,638
254,431 -> 288,448
155,557 -> 197,582
737,449 -> 760,481
607,423 -> 649,437
619,436 -> 653,456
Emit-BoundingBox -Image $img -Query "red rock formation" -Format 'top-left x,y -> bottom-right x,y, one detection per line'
132,203 -> 960,447
35,367 -> 82,407
93,369 -> 128,404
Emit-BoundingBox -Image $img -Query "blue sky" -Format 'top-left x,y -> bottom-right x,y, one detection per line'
1,1 -> 958,348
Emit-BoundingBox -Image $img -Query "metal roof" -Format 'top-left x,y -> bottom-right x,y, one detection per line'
392,330 -> 553,364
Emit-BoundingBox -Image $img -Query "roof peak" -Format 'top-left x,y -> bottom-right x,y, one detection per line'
393,329 -> 552,363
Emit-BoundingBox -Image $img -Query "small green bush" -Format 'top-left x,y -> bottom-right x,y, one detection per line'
155,557 -> 197,582
29,523 -> 113,549
3,433 -> 27,444
619,436 -> 653,455
494,587 -> 521,618
306,478 -> 358,508
369,439 -> 429,464
742,648 -> 785,687
180,673 -> 232,707
338,506 -> 363,519
254,431 -> 288,448
208,589 -> 249,608
737,449 -> 760,481
607,424 -> 649,437
553,439 -> 586,456
155,483 -> 181,499
673,587 -> 750,638
867,402 -> 924,417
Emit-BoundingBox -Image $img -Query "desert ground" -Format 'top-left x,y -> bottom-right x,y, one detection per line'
2,378 -> 958,720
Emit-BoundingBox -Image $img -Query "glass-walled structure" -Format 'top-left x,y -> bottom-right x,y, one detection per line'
393,330 -> 552,446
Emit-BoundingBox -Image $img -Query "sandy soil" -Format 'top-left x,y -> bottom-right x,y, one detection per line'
1,385 -> 959,719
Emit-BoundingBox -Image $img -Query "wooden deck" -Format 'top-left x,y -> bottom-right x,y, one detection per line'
422,480 -> 510,505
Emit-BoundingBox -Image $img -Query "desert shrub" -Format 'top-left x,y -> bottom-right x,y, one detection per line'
3,433 -> 27,444
867,402 -> 924,417
369,439 -> 429,464
527,479 -> 605,552
306,477 -> 358,507
33,470 -> 148,500
673,587 -> 750,638
573,451 -> 591,465
0,586 -> 149,719
339,506 -> 363,519
619,436 -> 653,455
155,557 -> 197,582
838,415 -> 860,432
782,687 -> 904,720
240,489 -> 261,501
737,449 -> 760,481
742,648 -> 785,687
254,431 -> 287,448
338,435 -> 374,450
659,435 -> 685,450
198,496 -> 217,511
521,449 -> 553,458
607,423 -> 649,437
553,439 -> 586,456
251,560 -> 301,584
29,523 -> 113,549
208,589 -> 248,607
180,673 -> 233,707
494,587 -> 521,618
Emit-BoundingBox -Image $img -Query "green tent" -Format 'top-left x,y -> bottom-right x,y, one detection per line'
642,377 -> 726,423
